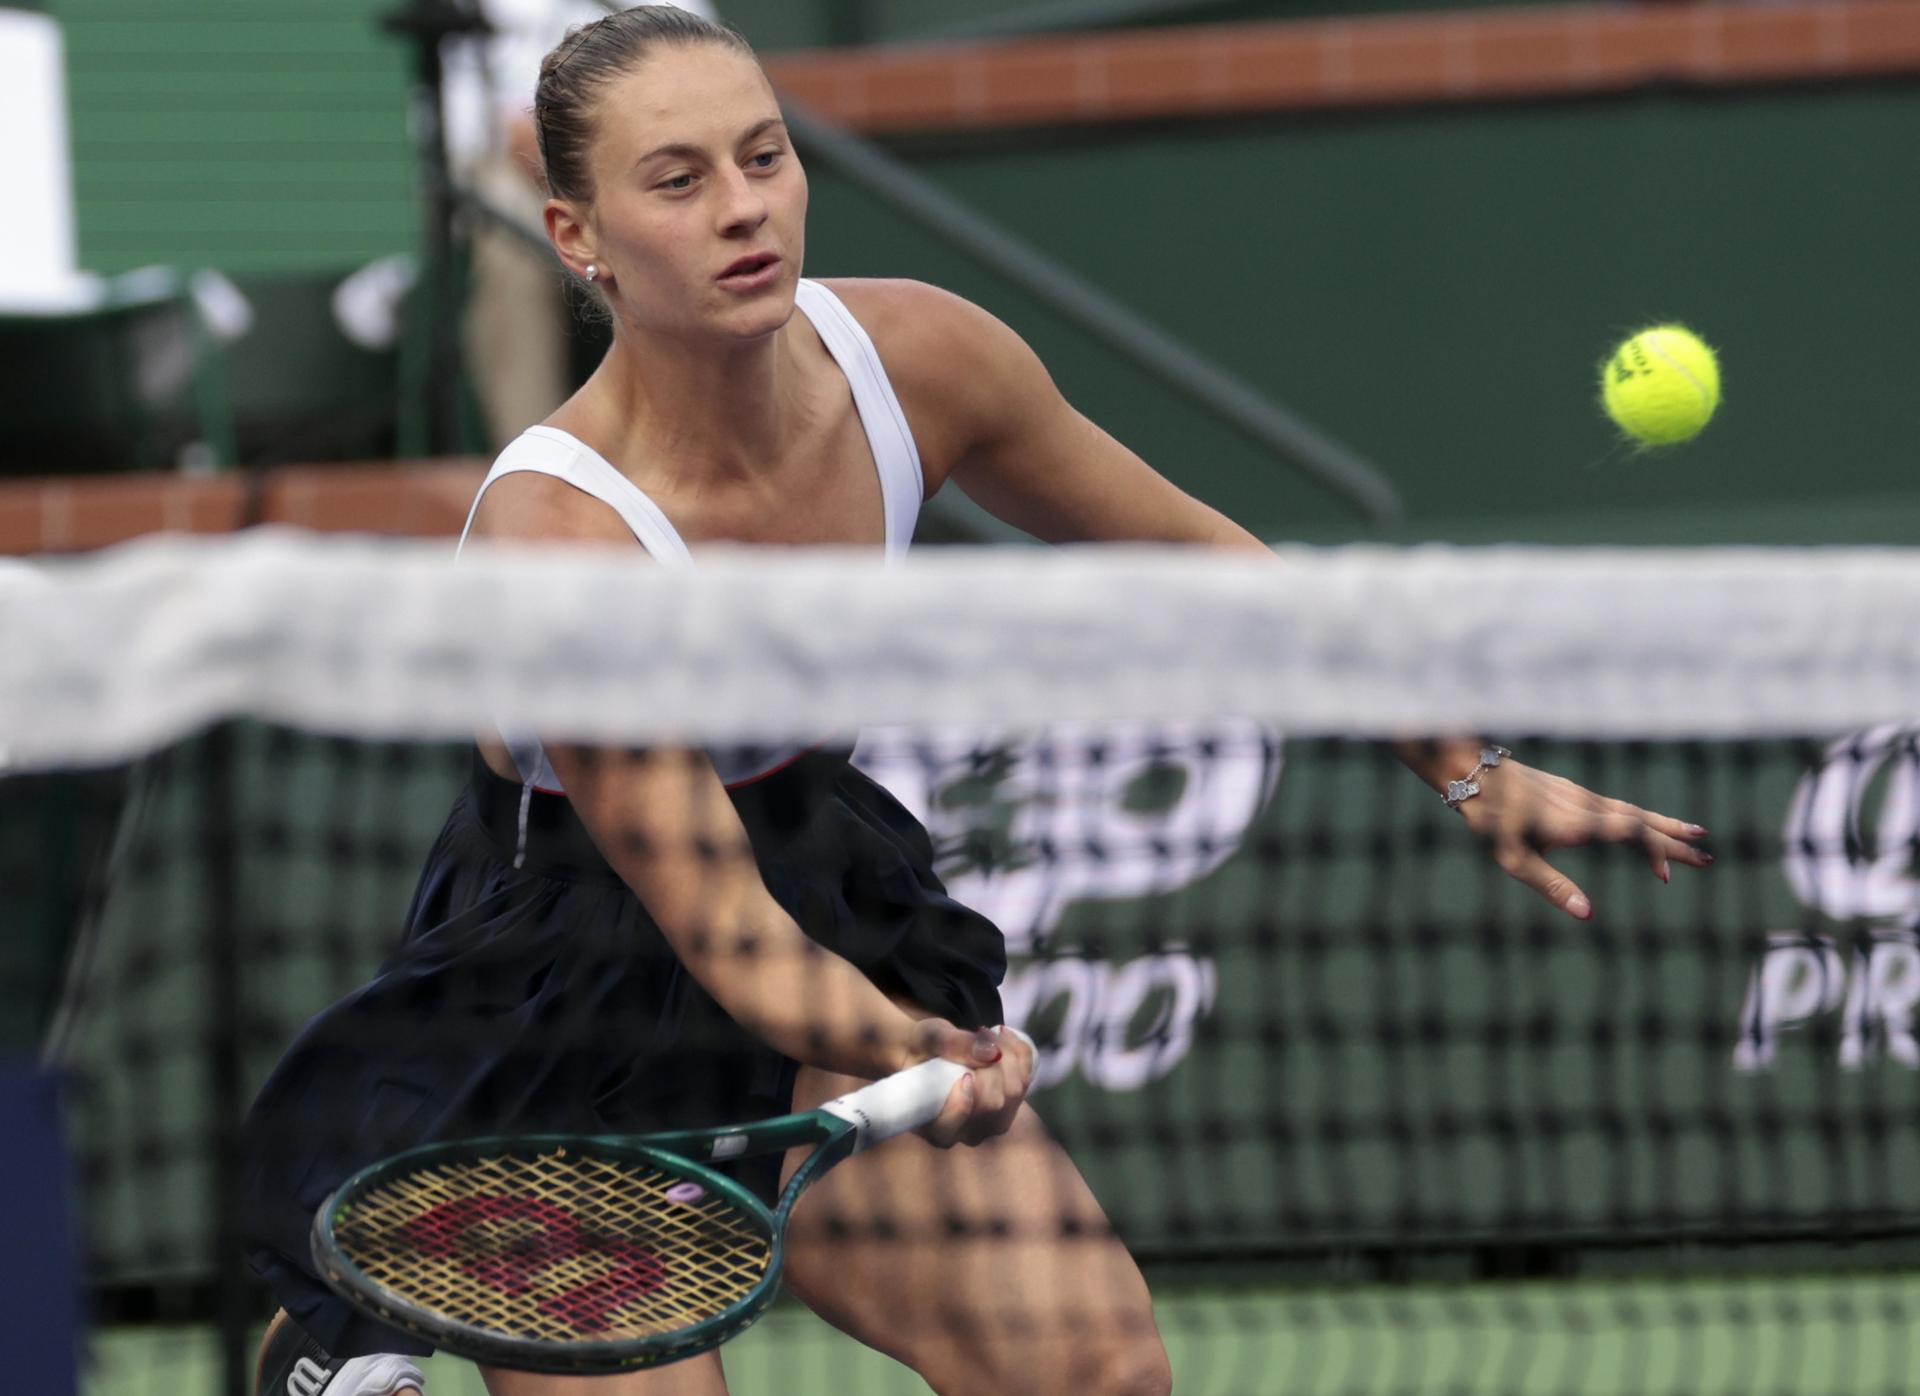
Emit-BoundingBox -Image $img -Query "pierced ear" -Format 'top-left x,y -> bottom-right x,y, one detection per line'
543,199 -> 598,284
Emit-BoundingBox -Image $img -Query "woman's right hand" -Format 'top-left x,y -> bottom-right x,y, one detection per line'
907,1018 -> 1037,1147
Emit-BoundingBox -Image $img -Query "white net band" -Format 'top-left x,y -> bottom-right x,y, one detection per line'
3,529 -> 1918,768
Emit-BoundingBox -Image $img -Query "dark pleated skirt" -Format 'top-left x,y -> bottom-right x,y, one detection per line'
241,746 -> 1005,1358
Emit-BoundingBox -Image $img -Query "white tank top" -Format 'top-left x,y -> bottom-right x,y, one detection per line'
457,279 -> 924,793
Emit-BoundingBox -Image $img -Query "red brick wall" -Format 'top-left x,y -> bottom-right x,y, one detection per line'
763,2 -> 1920,134
0,462 -> 485,554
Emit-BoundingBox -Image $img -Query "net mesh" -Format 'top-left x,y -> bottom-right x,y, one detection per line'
8,532 -> 1920,1395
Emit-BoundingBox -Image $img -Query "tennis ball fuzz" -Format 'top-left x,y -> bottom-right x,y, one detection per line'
1600,324 -> 1720,446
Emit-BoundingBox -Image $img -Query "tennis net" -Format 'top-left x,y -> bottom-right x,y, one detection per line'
7,531 -> 1920,1395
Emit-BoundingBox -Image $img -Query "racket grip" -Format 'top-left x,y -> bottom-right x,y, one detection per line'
821,1058 -> 970,1152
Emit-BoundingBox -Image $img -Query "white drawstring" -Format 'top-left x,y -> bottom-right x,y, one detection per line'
514,778 -> 534,870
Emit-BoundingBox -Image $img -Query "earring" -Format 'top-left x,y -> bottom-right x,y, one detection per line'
585,264 -> 599,284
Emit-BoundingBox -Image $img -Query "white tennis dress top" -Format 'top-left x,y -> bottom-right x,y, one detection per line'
457,278 -> 924,793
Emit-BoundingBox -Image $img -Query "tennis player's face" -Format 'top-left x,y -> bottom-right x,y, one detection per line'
585,45 -> 806,340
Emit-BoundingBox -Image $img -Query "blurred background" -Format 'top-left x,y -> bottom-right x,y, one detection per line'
4,1 -> 1919,1393
5,0 -> 1917,550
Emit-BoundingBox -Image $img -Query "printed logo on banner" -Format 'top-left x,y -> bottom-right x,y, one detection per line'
856,721 -> 1280,1091
1736,724 -> 1920,1071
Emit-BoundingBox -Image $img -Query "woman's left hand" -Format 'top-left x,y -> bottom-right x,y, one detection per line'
1454,759 -> 1713,920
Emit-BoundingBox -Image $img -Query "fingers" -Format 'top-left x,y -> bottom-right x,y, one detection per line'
917,1019 -> 1006,1069
906,1018 -> 998,1148
1643,829 -> 1715,883
1590,798 -> 1711,860
1556,808 -> 1718,887
909,1022 -> 1035,1148
1494,839 -> 1592,921
916,1070 -> 976,1148
1001,1025 -> 1037,1087
1471,766 -> 1714,916
1496,819 -> 1713,916
1628,807 -> 1709,842
1499,794 -> 1715,887
1585,811 -> 1700,882
958,1026 -> 1034,1145
1582,789 -> 1705,839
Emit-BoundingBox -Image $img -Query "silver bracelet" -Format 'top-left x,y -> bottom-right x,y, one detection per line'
1442,745 -> 1511,810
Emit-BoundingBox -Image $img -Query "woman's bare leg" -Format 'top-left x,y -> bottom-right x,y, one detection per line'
778,1065 -> 1171,1396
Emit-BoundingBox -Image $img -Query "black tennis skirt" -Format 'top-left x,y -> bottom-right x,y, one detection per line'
240,746 -> 1006,1359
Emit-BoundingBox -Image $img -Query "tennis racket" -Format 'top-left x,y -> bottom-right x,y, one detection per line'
310,1057 -> 971,1375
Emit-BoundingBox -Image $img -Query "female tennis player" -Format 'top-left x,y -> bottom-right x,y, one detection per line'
242,8 -> 1712,1395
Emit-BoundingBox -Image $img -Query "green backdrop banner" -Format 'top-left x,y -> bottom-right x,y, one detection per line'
41,721 -> 1920,1281
803,88 -> 1920,541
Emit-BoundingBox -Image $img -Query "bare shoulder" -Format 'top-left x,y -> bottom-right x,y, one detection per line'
818,276 -> 993,342
819,278 -> 1026,386
467,469 -> 640,549
817,278 -> 1055,486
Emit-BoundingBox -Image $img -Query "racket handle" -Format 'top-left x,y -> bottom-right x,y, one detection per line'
821,1058 -> 970,1152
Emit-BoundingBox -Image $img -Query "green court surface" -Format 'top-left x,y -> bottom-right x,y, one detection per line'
86,1269 -> 1920,1396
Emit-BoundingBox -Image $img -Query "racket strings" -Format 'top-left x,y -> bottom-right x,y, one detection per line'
332,1150 -> 772,1344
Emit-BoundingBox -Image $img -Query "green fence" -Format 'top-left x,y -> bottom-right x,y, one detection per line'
40,720 -> 1920,1288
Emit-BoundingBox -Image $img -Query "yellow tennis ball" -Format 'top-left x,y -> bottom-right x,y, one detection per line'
1600,324 -> 1720,446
